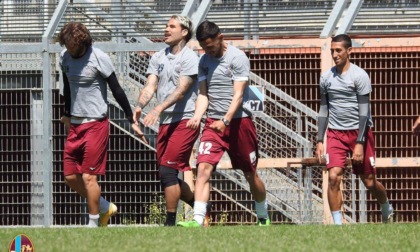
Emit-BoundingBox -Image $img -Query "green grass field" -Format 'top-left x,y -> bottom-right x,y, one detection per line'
1,224 -> 419,252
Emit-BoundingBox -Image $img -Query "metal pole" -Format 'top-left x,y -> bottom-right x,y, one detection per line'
40,0 -> 68,227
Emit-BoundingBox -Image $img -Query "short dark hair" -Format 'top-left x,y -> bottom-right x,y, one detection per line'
196,20 -> 220,41
332,34 -> 352,49
58,22 -> 93,48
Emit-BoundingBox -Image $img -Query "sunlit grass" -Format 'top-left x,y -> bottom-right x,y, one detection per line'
1,223 -> 419,252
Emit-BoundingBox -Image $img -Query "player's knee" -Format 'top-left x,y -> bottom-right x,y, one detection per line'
243,171 -> 258,180
362,179 -> 376,190
159,166 -> 181,189
328,175 -> 342,188
196,163 -> 214,179
64,174 -> 77,186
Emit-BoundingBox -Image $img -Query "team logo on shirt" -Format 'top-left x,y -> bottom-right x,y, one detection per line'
224,66 -> 232,78
327,82 -> 332,89
175,62 -> 182,74
324,81 -> 332,90
157,64 -> 164,74
82,65 -> 95,77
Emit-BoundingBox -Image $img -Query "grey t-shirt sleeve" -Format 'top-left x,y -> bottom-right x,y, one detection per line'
181,50 -> 199,77
93,48 -> 115,78
198,55 -> 207,82
355,70 -> 372,95
231,54 -> 250,81
146,52 -> 160,76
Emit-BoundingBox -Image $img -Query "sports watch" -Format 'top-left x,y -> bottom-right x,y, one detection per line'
221,117 -> 230,127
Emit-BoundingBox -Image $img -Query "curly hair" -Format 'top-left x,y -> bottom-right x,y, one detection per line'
58,22 -> 92,48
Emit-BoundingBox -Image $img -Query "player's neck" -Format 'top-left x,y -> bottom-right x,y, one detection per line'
336,61 -> 351,75
169,40 -> 186,55
214,42 -> 228,58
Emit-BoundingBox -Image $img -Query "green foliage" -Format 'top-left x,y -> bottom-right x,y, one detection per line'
177,203 -> 194,223
217,210 -> 228,226
121,208 -> 137,225
143,194 -> 166,225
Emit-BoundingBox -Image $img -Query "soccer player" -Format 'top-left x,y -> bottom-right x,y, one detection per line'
316,34 -> 394,225
132,15 -> 199,226
177,20 -> 270,227
58,22 -> 146,227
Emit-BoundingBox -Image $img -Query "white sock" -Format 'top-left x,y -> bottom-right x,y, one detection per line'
255,199 -> 268,220
193,201 -> 207,226
88,214 -> 100,227
99,197 -> 110,213
331,210 -> 342,225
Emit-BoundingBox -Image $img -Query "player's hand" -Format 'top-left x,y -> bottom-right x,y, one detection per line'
412,116 -> 420,135
315,142 -> 324,164
209,120 -> 226,133
186,116 -> 201,129
133,106 -> 142,126
143,107 -> 161,127
60,116 -> 71,134
352,143 -> 364,164
131,123 -> 148,144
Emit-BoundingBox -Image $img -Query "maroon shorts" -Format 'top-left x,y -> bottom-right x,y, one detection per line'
196,117 -> 258,172
63,118 -> 109,176
157,119 -> 200,172
326,128 -> 376,175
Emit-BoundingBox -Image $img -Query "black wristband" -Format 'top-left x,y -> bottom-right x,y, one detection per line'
63,111 -> 71,117
356,140 -> 365,144
316,140 -> 323,144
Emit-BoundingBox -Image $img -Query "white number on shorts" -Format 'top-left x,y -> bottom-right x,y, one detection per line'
198,142 -> 212,155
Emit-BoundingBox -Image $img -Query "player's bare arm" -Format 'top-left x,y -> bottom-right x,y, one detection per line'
106,72 -> 148,143
60,116 -> 71,134
210,80 -> 247,132
131,123 -> 148,144
133,74 -> 158,124
143,75 -> 196,127
187,80 -> 209,129
412,116 -> 420,135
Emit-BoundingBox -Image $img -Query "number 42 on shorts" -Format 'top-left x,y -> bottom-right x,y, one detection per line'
198,142 -> 212,155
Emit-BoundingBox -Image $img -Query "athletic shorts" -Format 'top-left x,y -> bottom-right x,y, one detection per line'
196,117 -> 258,173
325,128 -> 376,175
63,117 -> 109,176
157,119 -> 199,172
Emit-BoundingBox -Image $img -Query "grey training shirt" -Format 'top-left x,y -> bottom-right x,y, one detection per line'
147,46 -> 199,124
198,45 -> 252,119
60,47 -> 114,119
320,63 -> 374,130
